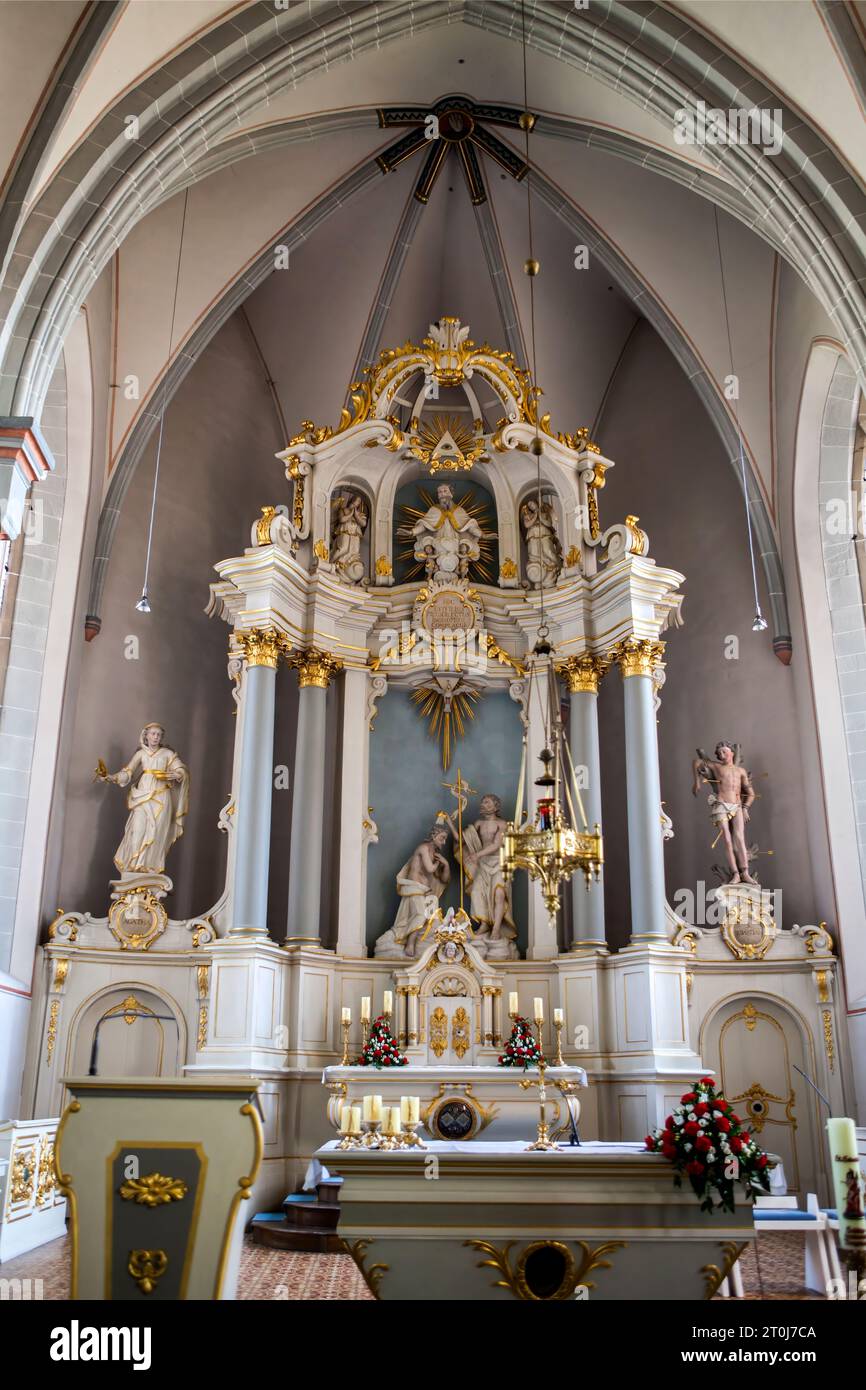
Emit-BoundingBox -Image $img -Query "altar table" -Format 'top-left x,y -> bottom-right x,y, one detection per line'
316,1139 -> 756,1301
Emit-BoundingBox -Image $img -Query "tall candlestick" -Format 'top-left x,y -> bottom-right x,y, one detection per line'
533,997 -> 544,1024
341,1007 -> 351,1024
360,996 -> 371,1022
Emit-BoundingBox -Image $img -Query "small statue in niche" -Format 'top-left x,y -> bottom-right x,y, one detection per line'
409,482 -> 482,581
330,490 -> 368,584
521,495 -> 562,588
374,825 -> 451,959
445,793 -> 519,958
691,741 -> 758,885
94,723 -> 189,878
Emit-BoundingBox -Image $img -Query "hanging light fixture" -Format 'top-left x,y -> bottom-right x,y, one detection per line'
134,189 -> 190,615
499,2 -> 603,923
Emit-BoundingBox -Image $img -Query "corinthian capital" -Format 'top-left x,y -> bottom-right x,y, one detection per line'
558,653 -> 612,694
234,627 -> 286,669
286,646 -> 344,689
612,637 -> 666,679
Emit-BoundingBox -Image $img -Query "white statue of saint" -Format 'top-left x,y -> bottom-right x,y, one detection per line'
521,496 -> 562,588
95,723 -> 189,877
330,491 -> 368,584
445,793 -> 518,957
374,825 -> 451,959
410,483 -> 482,580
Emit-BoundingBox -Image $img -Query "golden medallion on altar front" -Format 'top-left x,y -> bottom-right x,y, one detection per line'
420,589 -> 476,635
719,896 -> 777,961
108,890 -> 168,951
430,1006 -> 448,1059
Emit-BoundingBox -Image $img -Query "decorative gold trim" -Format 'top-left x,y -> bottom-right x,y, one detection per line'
430,1005 -> 448,1059
35,1137 -> 56,1206
255,506 -> 276,545
822,1008 -> 835,1072
45,999 -> 60,1066
48,907 -> 77,943
702,1241 -> 748,1299
375,554 -> 392,577
465,1238 -> 625,1300
485,633 -> 526,676
452,1006 -> 470,1060
285,646 -> 344,689
54,1100 -> 81,1296
815,968 -> 830,1003
558,652 -> 611,694
499,557 -> 518,579
213,1100 -> 264,1299
52,957 -> 70,991
196,963 -> 210,999
343,1238 -> 388,1299
719,899 -> 776,961
197,1004 -> 208,1050
104,1139 -> 208,1299
235,626 -> 286,670
623,514 -> 647,553
313,538 -> 329,562
128,1249 -> 168,1294
612,638 -> 665,679
119,1173 -> 189,1206
107,889 -> 168,952
728,1081 -> 797,1135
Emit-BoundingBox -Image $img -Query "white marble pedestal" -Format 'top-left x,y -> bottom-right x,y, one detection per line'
318,1139 -> 755,1301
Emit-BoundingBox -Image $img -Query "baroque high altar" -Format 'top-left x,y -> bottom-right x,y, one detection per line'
29,318 -> 840,1208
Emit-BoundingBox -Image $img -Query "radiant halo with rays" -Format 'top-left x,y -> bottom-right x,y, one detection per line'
410,683 -> 482,771
399,487 -> 495,583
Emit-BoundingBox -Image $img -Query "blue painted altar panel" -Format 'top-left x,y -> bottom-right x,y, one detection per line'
366,688 -> 528,952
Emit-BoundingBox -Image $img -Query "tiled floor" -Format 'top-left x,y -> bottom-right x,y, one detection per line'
0,1229 -> 822,1300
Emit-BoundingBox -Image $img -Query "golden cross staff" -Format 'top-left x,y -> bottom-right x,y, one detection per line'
442,768 -> 476,915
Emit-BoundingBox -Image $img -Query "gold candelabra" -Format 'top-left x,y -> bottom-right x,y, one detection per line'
553,1015 -> 564,1067
519,1019 -> 560,1152
341,1016 -> 351,1065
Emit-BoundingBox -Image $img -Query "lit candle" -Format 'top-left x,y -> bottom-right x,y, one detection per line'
370,1094 -> 383,1122
400,1096 -> 410,1124
349,1105 -> 361,1133
339,1104 -> 352,1133
341,1007 -> 351,1024
533,997 -> 544,1024
383,990 -> 393,1015
826,1117 -> 866,1253
508,991 -> 519,1016
408,1096 -> 420,1125
360,996 -> 371,1022
553,1008 -> 563,1025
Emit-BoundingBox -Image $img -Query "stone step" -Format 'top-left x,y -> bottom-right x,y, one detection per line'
250,1216 -> 344,1254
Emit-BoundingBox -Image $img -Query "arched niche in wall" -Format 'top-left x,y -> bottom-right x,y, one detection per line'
392,467 -> 500,586
325,475 -> 374,586
65,984 -> 186,1081
515,475 -> 569,588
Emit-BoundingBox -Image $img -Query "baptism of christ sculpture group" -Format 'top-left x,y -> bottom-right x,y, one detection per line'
374,784 -> 519,961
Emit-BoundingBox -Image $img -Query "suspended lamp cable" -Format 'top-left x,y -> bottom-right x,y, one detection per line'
712,204 -> 767,634
135,188 -> 190,614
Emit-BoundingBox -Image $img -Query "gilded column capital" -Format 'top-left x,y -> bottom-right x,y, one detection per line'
234,626 -> 287,669
286,646 -> 344,689
612,637 -> 666,679
558,653 -> 612,694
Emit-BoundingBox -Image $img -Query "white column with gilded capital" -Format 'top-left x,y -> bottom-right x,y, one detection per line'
617,638 -> 667,943
229,628 -> 284,938
336,666 -> 379,957
285,648 -> 343,947
562,654 -> 608,951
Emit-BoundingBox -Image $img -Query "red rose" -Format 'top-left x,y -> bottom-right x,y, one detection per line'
730,1137 -> 743,1154
758,1154 -> 768,1168
740,1131 -> 751,1145
665,1115 -> 674,1128
686,1160 -> 704,1175
681,1092 -> 696,1103
715,1100 -> 729,1112
730,1114 -> 741,1126
684,1120 -> 700,1136
700,1077 -> 715,1087
716,1117 -> 731,1132
694,1102 -> 709,1116
644,1135 -> 655,1150
695,1135 -> 712,1153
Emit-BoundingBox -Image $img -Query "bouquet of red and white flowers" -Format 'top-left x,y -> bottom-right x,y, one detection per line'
356,1015 -> 408,1068
498,1016 -> 545,1068
645,1076 -> 771,1213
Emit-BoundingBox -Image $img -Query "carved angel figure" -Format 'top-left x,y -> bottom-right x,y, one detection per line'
521,496 -> 562,588
330,491 -> 368,584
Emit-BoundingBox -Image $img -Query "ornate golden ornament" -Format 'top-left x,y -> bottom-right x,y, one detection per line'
234,626 -> 287,670
343,1238 -> 388,1299
801,922 -> 834,955
36,1138 -> 56,1206
45,999 -> 60,1066
47,907 -> 77,943
286,646 -> 344,690
410,681 -> 481,771
585,460 -> 607,539
313,538 -> 329,562
452,1006 -> 471,1060
197,1004 -> 208,1050
702,1241 -> 748,1299
9,1143 -> 38,1203
719,897 -> 776,961
741,1002 -> 758,1032
430,1006 -> 448,1059
52,957 -> 69,991
465,1238 -> 625,1300
485,633 -> 525,676
255,506 -> 276,545
685,971 -> 694,1000
128,1249 -> 168,1295
564,544 -> 581,567
558,652 -> 611,695
375,554 -> 392,577
623,514 -> 648,553
729,1081 -> 797,1135
822,1008 -> 835,1071
612,637 -> 666,679
815,968 -> 830,1003
407,412 -> 488,473
191,918 -> 214,948
107,889 -> 168,952
499,557 -> 518,579
120,1173 -> 189,1207
420,1082 -> 497,1139
196,963 -> 210,999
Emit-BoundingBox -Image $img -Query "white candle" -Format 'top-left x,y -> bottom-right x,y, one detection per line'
362,1094 -> 373,1123
341,1007 -> 351,1024
370,1094 -> 383,1122
409,1096 -> 420,1125
553,1008 -> 563,1025
350,1105 -> 361,1133
339,1104 -> 352,1133
383,990 -> 393,1015
381,1107 -> 394,1134
360,996 -> 371,1022
533,997 -> 544,1024
390,1107 -> 402,1135
508,991 -> 519,1016
400,1096 -> 410,1124
826,1117 -> 866,1253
